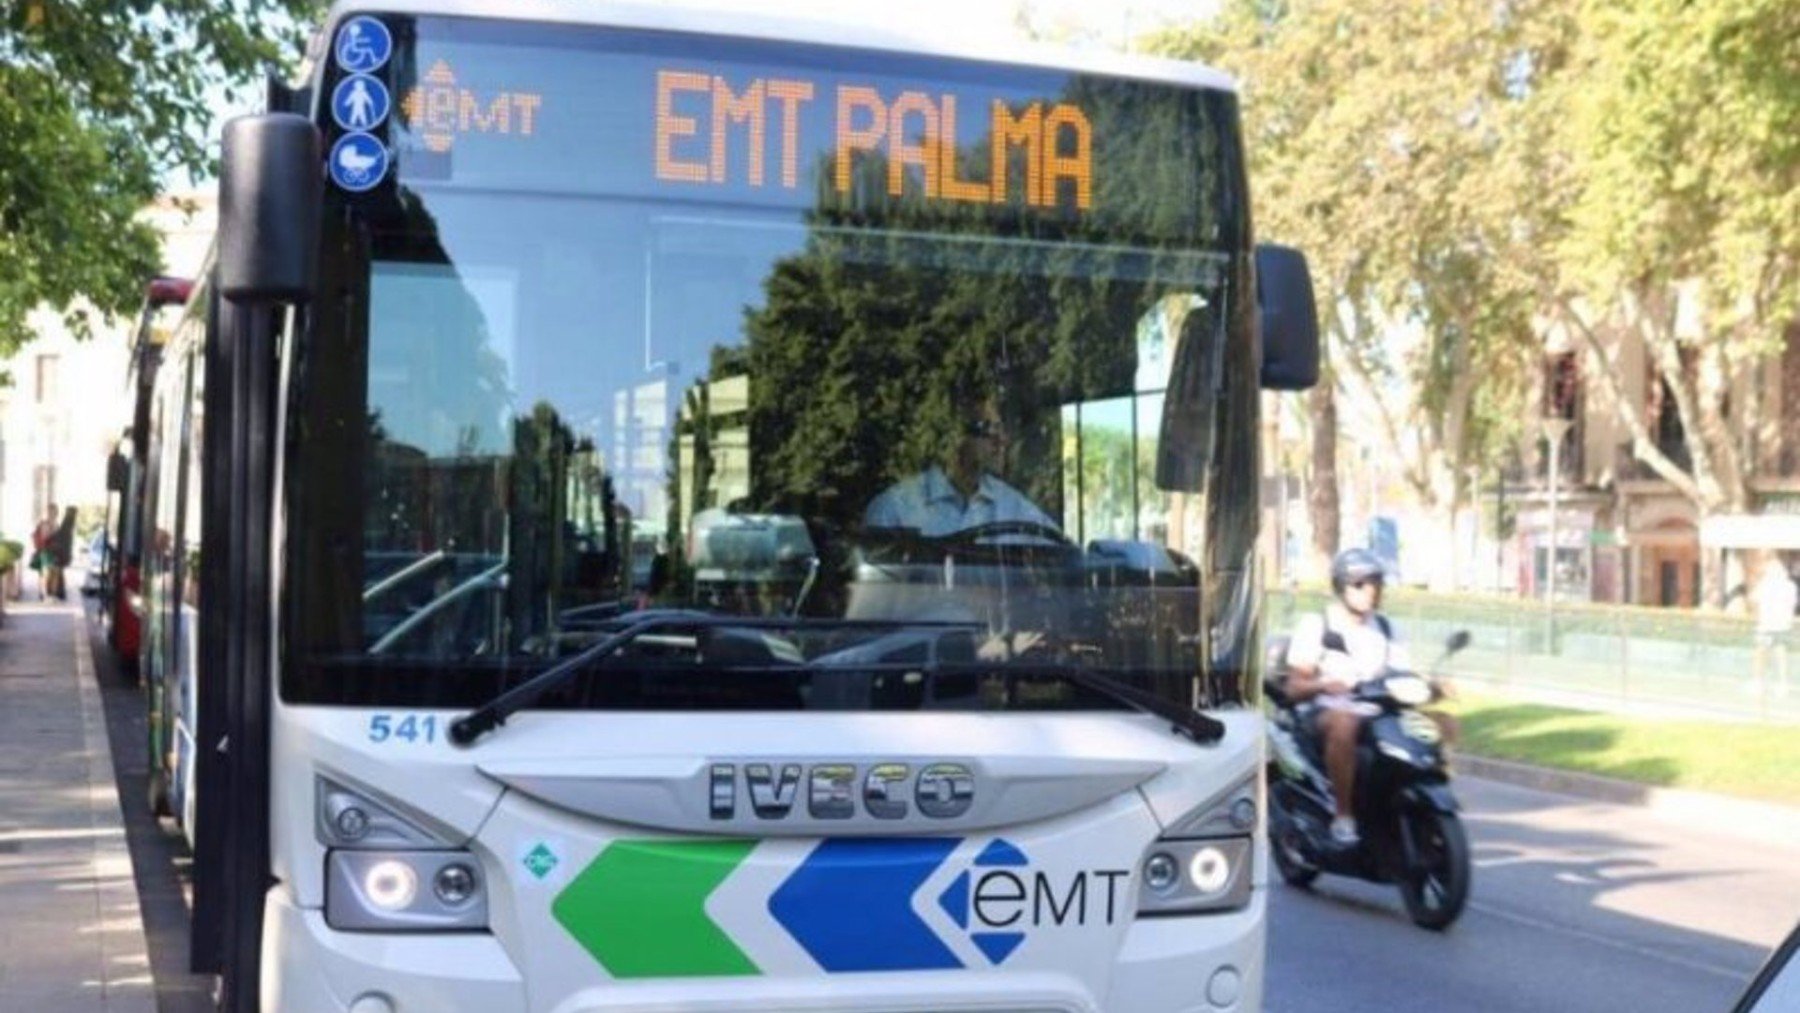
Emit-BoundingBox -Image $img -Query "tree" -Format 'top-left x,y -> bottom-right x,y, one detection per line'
731,75 -> 1236,533
1152,0 -> 1562,588
0,1 -> 318,351
1544,0 -> 1800,604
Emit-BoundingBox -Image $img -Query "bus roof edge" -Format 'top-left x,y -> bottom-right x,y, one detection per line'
318,0 -> 1238,94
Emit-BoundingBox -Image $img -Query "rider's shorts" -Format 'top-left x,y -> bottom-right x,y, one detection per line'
1307,694 -> 1381,723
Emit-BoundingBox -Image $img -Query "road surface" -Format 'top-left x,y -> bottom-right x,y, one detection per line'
86,607 -> 1794,1012
1266,777 -> 1797,1012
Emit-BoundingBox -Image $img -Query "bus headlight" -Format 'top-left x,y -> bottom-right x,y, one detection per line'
316,777 -> 444,850
1139,771 -> 1259,915
1143,852 -> 1182,894
1189,845 -> 1232,894
1161,773 -> 1259,839
1136,836 -> 1252,915
326,851 -> 488,931
433,862 -> 479,906
363,859 -> 419,911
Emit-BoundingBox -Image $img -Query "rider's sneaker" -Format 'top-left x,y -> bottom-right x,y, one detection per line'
1330,816 -> 1360,846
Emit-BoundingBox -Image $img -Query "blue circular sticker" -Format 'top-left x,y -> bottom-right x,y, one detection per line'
334,16 -> 392,74
329,133 -> 389,193
332,74 -> 391,133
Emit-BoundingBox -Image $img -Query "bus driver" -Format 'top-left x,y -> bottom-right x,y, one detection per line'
863,415 -> 1057,537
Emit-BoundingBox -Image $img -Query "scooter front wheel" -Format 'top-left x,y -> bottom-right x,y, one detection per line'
1399,808 -> 1470,930
1269,806 -> 1320,888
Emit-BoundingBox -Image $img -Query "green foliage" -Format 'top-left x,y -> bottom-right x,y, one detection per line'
0,0 -> 320,352
1443,694 -> 1800,804
738,224 -> 1145,530
1153,0 -> 1799,598
1549,0 -> 1799,535
1558,0 -> 1800,339
0,539 -> 21,571
731,78 -> 1238,534
1149,0 -> 1559,511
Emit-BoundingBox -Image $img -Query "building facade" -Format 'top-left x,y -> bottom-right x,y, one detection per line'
1508,316 -> 1800,607
0,192 -> 215,551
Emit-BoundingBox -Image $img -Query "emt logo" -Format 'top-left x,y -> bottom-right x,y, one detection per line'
935,839 -> 1132,965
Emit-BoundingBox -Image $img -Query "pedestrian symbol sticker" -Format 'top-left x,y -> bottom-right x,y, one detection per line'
329,133 -> 388,192
332,74 -> 390,132
334,16 -> 391,73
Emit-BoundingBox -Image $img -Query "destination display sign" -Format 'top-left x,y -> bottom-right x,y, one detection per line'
377,18 -> 1234,244
652,72 -> 1093,211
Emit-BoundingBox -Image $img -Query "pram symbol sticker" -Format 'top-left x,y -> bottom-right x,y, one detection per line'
329,133 -> 389,192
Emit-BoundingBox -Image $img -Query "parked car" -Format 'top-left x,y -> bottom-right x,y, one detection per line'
78,531 -> 107,597
1734,920 -> 1800,1012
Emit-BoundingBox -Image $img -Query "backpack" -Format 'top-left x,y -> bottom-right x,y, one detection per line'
1320,608 -> 1393,670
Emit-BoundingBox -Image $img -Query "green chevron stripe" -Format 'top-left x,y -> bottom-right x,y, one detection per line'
552,839 -> 761,978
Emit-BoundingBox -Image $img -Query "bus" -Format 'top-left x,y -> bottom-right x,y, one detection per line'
159,1 -> 1321,1008
101,275 -> 193,681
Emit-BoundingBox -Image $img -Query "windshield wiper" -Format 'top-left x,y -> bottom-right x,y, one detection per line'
798,656 -> 1223,744
1015,662 -> 1225,745
447,614 -> 980,746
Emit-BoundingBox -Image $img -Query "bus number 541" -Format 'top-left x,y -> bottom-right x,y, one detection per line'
368,714 -> 438,744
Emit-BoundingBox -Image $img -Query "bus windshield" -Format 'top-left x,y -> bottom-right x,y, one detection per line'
283,16 -> 1249,711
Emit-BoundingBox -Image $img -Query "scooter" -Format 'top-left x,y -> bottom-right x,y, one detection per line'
1263,629 -> 1473,930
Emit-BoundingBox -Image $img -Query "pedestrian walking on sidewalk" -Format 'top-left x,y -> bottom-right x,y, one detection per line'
29,503 -> 58,601
1752,556 -> 1797,701
48,506 -> 77,602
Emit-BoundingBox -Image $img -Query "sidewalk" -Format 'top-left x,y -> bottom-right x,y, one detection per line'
0,601 -> 154,1012
1457,754 -> 1800,850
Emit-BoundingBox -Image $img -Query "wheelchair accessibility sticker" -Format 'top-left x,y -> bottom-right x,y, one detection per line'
334,16 -> 391,74
329,133 -> 388,192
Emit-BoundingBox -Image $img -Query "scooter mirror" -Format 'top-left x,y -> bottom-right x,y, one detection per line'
1445,630 -> 1472,655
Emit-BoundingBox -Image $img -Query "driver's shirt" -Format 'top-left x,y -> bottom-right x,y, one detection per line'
1285,602 -> 1410,687
864,466 -> 1058,537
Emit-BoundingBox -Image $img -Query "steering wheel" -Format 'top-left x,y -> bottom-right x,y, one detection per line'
932,519 -> 1075,549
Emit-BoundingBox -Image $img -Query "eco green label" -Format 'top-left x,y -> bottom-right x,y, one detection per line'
522,843 -> 559,880
552,839 -> 759,978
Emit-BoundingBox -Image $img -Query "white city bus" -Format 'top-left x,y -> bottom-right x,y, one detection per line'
164,1 -> 1321,1008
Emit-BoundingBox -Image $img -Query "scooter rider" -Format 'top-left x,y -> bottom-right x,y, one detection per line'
1284,548 -> 1408,846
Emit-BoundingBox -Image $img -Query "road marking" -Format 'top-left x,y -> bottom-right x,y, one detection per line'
1467,900 -> 1751,981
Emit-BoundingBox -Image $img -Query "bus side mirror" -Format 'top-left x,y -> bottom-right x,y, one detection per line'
1256,244 -> 1320,391
106,452 -> 129,492
218,113 -> 322,306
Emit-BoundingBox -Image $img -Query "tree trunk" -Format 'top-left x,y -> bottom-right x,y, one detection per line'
1307,371 -> 1341,577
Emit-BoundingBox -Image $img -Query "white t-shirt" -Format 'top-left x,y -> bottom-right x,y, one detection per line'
1754,570 -> 1797,635
1286,602 -> 1410,686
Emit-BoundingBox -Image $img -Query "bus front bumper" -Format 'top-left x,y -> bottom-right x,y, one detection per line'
260,886 -> 1264,1012
261,889 -> 527,1013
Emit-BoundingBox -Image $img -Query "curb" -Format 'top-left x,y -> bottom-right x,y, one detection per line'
1457,753 -> 1800,848
71,610 -> 158,1013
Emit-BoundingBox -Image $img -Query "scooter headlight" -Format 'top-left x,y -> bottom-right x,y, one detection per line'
1387,675 -> 1433,707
